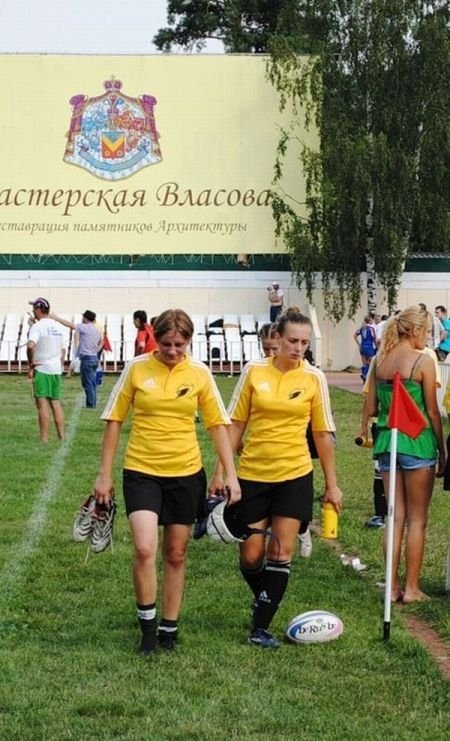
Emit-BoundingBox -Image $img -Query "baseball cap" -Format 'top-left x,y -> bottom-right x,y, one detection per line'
82,309 -> 96,322
271,281 -> 279,287
29,297 -> 50,311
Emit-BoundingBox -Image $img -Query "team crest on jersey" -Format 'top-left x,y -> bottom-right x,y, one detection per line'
63,78 -> 162,180
176,384 -> 194,398
289,388 -> 305,400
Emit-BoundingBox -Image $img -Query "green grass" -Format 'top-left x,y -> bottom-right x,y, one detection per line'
0,374 -> 449,740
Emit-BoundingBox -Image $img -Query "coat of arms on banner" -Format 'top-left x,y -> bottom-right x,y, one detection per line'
63,78 -> 162,180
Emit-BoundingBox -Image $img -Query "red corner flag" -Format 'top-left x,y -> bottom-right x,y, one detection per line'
102,333 -> 112,353
387,371 -> 427,439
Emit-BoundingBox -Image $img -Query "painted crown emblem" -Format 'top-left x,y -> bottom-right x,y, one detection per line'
63,77 -> 162,180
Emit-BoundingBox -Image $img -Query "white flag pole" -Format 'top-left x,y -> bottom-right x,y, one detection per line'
383,426 -> 398,640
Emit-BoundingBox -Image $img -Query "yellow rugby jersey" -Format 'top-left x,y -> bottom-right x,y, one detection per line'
101,353 -> 230,476
228,357 -> 335,482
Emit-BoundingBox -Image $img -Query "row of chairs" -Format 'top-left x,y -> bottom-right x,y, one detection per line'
0,312 -> 271,371
189,313 -> 270,368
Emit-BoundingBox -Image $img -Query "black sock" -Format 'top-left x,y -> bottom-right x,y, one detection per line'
158,618 -> 178,645
240,561 -> 265,598
253,560 -> 291,631
137,603 -> 157,651
299,521 -> 309,535
373,476 -> 386,518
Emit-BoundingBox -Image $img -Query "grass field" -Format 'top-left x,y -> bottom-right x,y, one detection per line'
1,373 -> 450,740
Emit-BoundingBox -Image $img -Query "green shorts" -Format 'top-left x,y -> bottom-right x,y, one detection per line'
33,371 -> 62,400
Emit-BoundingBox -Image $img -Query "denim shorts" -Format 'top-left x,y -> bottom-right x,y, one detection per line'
377,453 -> 436,472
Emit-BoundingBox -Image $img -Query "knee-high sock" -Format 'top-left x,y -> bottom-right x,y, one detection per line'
240,561 -> 265,598
253,559 -> 291,631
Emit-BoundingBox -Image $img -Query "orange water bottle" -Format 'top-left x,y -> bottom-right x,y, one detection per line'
321,502 -> 339,539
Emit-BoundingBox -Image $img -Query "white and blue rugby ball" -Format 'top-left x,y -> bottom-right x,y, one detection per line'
286,610 -> 344,644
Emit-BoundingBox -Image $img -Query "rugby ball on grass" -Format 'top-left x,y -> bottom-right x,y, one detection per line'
286,610 -> 343,644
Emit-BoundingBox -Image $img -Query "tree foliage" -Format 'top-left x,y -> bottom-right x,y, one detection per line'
154,2 -> 450,321
269,1 -> 450,320
153,1 -> 315,53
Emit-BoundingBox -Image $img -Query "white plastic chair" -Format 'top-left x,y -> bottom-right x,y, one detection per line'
192,315 -> 207,335
207,314 -> 224,333
223,314 -> 239,328
243,335 -> 262,362
256,314 -> 270,331
0,314 -> 22,364
209,334 -> 226,367
105,314 -> 122,368
225,328 -> 243,363
240,314 -> 257,334
122,314 -> 136,362
191,334 -> 208,362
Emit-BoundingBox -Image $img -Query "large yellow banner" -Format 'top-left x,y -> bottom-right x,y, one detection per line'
0,55 -> 314,254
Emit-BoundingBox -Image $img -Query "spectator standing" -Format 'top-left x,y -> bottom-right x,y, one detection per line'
354,315 -> 377,381
51,310 -> 103,408
26,297 -> 66,442
364,306 -> 445,602
267,282 -> 284,322
133,310 -> 157,356
434,305 -> 450,360
375,314 -> 389,347
418,303 -> 443,353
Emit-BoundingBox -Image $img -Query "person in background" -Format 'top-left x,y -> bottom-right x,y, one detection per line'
258,322 -> 279,358
358,308 -> 442,530
363,306 -> 445,603
133,310 -> 157,356
211,308 -> 342,648
93,309 -> 240,656
26,297 -> 66,442
375,314 -> 389,348
356,396 -> 388,530
417,302 -> 443,355
354,315 -> 377,382
66,343 -> 80,378
434,305 -> 450,360
51,310 -> 103,408
267,282 -> 284,323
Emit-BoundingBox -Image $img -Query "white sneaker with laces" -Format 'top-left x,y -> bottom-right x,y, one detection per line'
91,500 -> 117,553
298,528 -> 313,558
73,495 -> 96,542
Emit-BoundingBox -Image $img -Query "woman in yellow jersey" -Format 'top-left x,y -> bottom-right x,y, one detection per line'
363,306 -> 445,603
93,309 -> 240,656
258,321 -> 314,557
212,308 -> 343,648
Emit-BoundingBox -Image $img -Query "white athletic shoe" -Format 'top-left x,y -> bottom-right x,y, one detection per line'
73,495 -> 96,542
298,528 -> 313,558
91,500 -> 117,553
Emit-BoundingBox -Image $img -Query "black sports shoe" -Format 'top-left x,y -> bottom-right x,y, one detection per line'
157,631 -> 177,651
139,633 -> 157,657
249,628 -> 280,649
